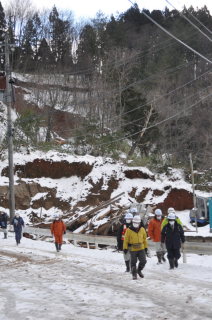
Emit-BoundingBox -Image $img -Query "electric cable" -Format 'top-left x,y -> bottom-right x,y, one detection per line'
92,90 -> 212,147
20,80 -> 212,139
166,0 -> 212,42
128,0 -> 212,64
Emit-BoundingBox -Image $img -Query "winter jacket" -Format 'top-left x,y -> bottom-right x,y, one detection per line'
147,217 -> 164,242
123,225 -> 148,252
0,213 -> 8,229
11,216 -> 24,233
117,219 -> 145,251
161,221 -> 185,250
117,219 -> 132,251
161,216 -> 183,231
51,219 -> 66,236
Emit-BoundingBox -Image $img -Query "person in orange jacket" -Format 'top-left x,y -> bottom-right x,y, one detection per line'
147,209 -> 166,264
51,214 -> 66,252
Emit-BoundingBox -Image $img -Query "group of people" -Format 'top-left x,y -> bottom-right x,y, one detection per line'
0,211 -> 25,245
0,211 -> 66,251
117,207 -> 185,280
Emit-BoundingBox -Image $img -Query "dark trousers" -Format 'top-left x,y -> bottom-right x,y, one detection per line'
15,230 -> 22,242
130,249 -> 147,269
167,247 -> 181,260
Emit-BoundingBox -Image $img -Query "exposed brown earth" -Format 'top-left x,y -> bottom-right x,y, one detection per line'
124,169 -> 155,181
0,160 -> 193,215
1,159 -> 93,179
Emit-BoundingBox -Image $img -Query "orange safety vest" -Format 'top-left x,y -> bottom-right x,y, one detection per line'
121,224 -> 128,241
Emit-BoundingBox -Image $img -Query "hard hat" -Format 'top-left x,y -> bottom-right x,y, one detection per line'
168,212 -> 176,220
167,207 -> 175,214
155,209 -> 162,216
15,213 -> 20,218
54,214 -> 59,218
125,213 -> 133,220
133,215 -> 141,223
131,208 -> 137,214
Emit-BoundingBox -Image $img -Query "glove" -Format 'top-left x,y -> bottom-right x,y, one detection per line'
182,243 -> 184,248
124,249 -> 128,254
63,231 -> 66,234
145,248 -> 148,255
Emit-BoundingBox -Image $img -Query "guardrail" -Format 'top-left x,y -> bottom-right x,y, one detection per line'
22,226 -> 212,255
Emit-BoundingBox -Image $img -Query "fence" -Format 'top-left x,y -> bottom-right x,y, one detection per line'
21,226 -> 212,255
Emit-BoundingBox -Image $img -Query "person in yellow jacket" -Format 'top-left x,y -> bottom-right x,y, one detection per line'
123,215 -> 148,280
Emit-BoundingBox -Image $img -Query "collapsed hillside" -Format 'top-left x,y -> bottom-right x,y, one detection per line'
0,150 -> 195,234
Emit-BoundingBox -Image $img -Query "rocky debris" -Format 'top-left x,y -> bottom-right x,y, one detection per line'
0,181 -> 71,212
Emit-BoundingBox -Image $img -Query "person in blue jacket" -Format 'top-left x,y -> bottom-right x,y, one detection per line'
11,213 -> 25,245
0,212 -> 8,239
161,211 -> 185,270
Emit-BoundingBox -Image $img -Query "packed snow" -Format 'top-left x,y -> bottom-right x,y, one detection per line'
0,231 -> 212,320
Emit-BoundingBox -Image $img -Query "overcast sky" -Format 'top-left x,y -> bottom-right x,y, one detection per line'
1,0 -> 212,19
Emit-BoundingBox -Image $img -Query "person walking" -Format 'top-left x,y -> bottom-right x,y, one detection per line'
161,207 -> 183,231
161,211 -> 185,269
11,213 -> 25,245
0,211 -> 8,239
51,214 -> 66,252
123,215 -> 148,280
117,212 -> 133,272
147,209 -> 166,264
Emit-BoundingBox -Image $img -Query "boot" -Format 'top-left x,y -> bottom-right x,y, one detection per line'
55,243 -> 59,252
132,267 -> 137,280
174,258 -> 178,268
125,260 -> 130,272
169,259 -> 175,270
16,239 -> 19,245
59,244 -> 62,251
4,233 -> 7,239
162,253 -> 166,262
137,263 -> 144,278
157,253 -> 162,264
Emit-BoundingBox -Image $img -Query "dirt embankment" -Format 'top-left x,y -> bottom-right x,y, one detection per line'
0,161 -> 193,214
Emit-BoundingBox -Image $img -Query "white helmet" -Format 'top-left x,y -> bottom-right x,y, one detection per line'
133,215 -> 141,223
15,213 -> 20,218
168,207 -> 175,214
125,213 -> 133,220
54,214 -> 59,219
155,209 -> 162,216
168,212 -> 176,220
131,208 -> 137,214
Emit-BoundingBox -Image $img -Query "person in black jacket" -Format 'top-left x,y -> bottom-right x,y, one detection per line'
117,212 -> 133,272
161,211 -> 185,270
0,212 -> 8,239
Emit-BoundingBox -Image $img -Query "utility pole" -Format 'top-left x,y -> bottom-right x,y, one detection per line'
189,153 -> 198,233
5,32 -> 15,223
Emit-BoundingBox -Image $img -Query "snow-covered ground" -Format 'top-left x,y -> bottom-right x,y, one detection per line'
0,232 -> 212,320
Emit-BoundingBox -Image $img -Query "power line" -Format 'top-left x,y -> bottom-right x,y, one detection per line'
13,60 -> 194,126
177,2 -> 212,36
128,0 -> 212,64
19,81 -> 212,140
166,0 -> 212,42
92,90 -> 212,148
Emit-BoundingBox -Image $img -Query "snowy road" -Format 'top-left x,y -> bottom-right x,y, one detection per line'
0,235 -> 212,320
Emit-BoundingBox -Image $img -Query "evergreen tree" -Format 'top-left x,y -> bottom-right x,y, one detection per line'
49,5 -> 72,66
37,38 -> 53,68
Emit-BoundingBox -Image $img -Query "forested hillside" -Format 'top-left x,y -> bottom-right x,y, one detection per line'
1,0 -> 212,170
